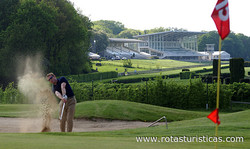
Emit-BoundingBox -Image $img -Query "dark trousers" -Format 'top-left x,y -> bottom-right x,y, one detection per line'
59,96 -> 76,132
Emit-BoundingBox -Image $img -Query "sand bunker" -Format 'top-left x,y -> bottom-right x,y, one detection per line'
0,117 -> 162,133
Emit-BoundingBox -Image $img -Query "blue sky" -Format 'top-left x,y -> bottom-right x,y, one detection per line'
70,0 -> 250,36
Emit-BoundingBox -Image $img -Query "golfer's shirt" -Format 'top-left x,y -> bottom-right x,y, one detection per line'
52,77 -> 74,98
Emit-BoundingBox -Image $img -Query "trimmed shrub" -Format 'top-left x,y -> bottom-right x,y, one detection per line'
230,58 -> 245,83
213,59 -> 220,76
182,68 -> 190,72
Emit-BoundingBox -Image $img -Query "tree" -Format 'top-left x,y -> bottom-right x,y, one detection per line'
93,20 -> 125,36
198,31 -> 219,52
0,0 -> 19,32
0,0 -> 92,84
198,31 -> 249,60
93,25 -> 113,38
118,29 -> 142,39
222,33 -> 244,58
143,27 -> 186,34
144,27 -> 170,34
91,30 -> 109,56
236,33 -> 250,60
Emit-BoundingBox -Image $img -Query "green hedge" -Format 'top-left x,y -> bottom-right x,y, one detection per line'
73,77 -> 250,110
111,66 -> 229,84
0,82 -> 28,104
213,59 -> 219,76
230,58 -> 245,83
67,71 -> 118,82
1,80 -> 250,111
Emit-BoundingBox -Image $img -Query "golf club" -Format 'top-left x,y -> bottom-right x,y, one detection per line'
59,102 -> 65,120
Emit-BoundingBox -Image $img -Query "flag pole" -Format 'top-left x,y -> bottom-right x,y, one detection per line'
215,37 -> 222,149
216,37 -> 222,110
210,1 -> 230,148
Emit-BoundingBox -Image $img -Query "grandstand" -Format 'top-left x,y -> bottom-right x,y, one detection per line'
105,31 -> 207,60
134,31 -> 206,60
105,38 -> 149,59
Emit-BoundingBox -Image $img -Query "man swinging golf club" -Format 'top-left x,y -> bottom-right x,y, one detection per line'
46,73 -> 76,132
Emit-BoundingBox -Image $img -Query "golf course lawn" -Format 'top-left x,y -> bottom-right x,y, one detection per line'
0,100 -> 249,149
0,108 -> 249,149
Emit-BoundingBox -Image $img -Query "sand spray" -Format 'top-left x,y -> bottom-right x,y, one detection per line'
17,54 -> 58,132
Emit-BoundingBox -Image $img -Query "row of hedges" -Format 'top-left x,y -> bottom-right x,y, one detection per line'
230,58 -> 245,83
67,71 -> 118,82
1,79 -> 250,110
72,77 -> 250,110
111,66 -> 229,83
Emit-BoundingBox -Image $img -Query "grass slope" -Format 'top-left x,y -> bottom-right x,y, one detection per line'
0,101 -> 208,122
0,104 -> 38,117
75,100 -> 209,122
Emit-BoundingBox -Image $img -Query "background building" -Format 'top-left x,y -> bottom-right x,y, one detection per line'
133,31 -> 206,60
104,31 -> 230,61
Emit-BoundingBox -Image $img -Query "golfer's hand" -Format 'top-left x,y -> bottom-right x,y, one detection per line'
62,98 -> 67,103
62,94 -> 68,103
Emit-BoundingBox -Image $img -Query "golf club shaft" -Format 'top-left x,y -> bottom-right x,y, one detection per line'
59,102 -> 65,120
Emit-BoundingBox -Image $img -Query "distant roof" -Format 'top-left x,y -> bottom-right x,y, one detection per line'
164,49 -> 205,57
133,31 -> 206,38
213,51 -> 230,56
109,38 -> 145,43
198,51 -> 230,56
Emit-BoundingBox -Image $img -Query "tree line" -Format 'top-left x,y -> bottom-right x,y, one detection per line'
0,0 -> 92,85
198,31 -> 250,61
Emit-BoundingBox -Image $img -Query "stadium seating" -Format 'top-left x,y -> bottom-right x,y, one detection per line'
106,47 -> 149,59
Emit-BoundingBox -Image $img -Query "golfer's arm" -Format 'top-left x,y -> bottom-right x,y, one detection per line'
55,91 -> 63,100
61,82 -> 66,96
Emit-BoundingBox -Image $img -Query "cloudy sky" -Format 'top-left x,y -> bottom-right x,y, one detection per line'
69,0 -> 250,36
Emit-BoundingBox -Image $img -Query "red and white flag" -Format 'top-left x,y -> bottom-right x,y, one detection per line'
211,0 -> 230,40
207,108 -> 221,125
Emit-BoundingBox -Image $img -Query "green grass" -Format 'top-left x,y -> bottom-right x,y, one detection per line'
92,59 -> 206,73
0,101 -> 208,122
75,100 -> 209,122
0,109 -> 249,149
0,104 -> 39,117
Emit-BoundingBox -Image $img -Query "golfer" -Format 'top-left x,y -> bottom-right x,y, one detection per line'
46,73 -> 76,132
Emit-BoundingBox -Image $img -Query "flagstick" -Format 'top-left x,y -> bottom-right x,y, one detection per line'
216,37 -> 222,110
215,37 -> 222,149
